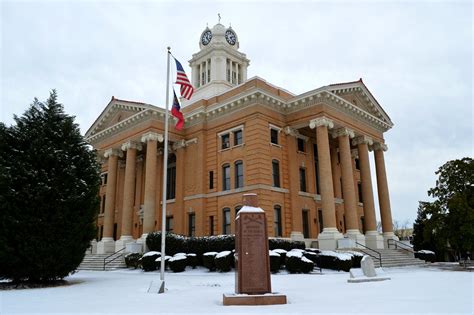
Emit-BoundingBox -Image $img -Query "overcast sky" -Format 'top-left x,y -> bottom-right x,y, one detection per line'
1,0 -> 472,226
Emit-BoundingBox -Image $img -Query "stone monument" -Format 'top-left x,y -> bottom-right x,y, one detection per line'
223,193 -> 287,306
347,255 -> 391,283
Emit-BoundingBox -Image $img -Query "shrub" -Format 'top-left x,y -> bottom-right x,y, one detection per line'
124,253 -> 142,269
186,253 -> 198,269
303,251 -> 319,265
269,239 -> 305,251
215,251 -> 233,272
203,252 -> 218,271
285,250 -> 304,273
169,255 -> 187,273
344,251 -> 364,268
319,251 -> 353,271
300,257 -> 315,273
141,252 -> 160,272
146,232 -> 187,256
269,251 -> 281,273
272,249 -> 287,266
415,250 -> 436,263
155,255 -> 171,270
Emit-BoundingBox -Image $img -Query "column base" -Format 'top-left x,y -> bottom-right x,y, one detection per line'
136,233 -> 149,252
383,232 -> 399,249
317,228 -> 344,250
365,231 -> 384,249
89,239 -> 97,254
345,229 -> 366,247
97,237 -> 115,254
290,231 -> 305,242
115,235 -> 134,252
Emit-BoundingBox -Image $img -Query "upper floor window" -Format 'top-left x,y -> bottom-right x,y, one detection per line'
299,167 -> 307,192
234,129 -> 243,146
270,128 -> 279,145
221,133 -> 230,149
235,160 -> 244,189
166,154 -> 176,200
272,159 -> 280,188
297,138 -> 305,152
222,164 -> 231,190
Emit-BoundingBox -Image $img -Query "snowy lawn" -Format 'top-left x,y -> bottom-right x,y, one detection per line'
1,265 -> 472,314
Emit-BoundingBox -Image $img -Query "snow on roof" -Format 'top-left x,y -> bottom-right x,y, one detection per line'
237,205 -> 264,213
143,251 -> 161,257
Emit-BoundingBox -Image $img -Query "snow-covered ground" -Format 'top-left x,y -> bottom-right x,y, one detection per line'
1,265 -> 472,314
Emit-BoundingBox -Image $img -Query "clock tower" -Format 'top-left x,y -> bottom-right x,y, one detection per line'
184,21 -> 250,105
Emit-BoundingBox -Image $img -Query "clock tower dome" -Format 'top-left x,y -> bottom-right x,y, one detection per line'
184,21 -> 250,105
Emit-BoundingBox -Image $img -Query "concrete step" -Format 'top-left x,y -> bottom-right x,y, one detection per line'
78,253 -> 127,271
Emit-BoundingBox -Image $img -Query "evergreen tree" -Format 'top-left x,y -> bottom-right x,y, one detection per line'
412,158 -> 473,261
0,91 -> 100,282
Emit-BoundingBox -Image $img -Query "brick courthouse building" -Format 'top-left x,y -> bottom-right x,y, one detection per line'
85,22 -> 397,253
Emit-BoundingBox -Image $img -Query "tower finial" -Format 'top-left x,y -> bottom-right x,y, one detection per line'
218,13 -> 221,23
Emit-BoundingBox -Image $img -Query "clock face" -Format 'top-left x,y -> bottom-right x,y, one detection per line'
225,30 -> 236,45
201,30 -> 212,45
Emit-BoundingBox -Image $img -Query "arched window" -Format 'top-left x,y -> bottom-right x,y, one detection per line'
166,153 -> 176,199
222,163 -> 230,190
223,207 -> 231,234
272,159 -> 280,187
234,160 -> 243,188
274,205 -> 282,237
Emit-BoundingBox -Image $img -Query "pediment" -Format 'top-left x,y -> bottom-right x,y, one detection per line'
85,97 -> 154,139
326,79 -> 393,127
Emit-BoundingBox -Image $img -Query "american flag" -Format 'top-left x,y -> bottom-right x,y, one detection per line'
174,57 -> 194,100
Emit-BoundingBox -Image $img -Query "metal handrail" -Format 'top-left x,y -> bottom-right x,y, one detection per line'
387,239 -> 414,254
355,242 -> 382,267
103,247 -> 125,270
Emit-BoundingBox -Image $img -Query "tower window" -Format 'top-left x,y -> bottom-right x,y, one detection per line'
234,129 -> 243,145
221,133 -> 230,149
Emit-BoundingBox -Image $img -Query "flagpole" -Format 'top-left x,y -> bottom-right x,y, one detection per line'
159,46 -> 171,294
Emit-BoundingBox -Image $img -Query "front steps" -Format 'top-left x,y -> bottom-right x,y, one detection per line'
77,253 -> 127,271
353,248 -> 426,268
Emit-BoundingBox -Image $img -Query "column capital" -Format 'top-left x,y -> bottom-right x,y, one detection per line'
172,139 -> 186,150
283,126 -> 309,141
352,135 -> 373,146
121,141 -> 142,151
309,116 -> 334,129
331,127 -> 355,139
104,148 -> 123,158
371,142 -> 388,152
351,149 -> 359,159
141,131 -> 164,143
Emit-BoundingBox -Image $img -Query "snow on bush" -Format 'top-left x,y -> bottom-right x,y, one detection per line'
215,251 -> 233,272
143,251 -> 161,257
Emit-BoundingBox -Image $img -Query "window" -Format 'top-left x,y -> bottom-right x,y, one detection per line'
201,70 -> 205,86
358,182 -> 363,203
270,128 -> 279,145
274,205 -> 282,237
166,154 -> 176,199
222,164 -> 231,190
166,216 -> 174,232
297,138 -> 305,152
221,133 -> 230,149
302,210 -> 309,238
188,213 -> 196,237
101,173 -> 108,185
223,208 -> 231,234
235,205 -> 242,218
209,216 -> 214,235
100,195 -> 106,214
299,167 -> 307,192
355,158 -> 360,170
318,209 -> 323,234
313,144 -> 320,194
272,159 -> 280,187
209,171 -> 214,189
235,160 -> 244,188
234,129 -> 243,146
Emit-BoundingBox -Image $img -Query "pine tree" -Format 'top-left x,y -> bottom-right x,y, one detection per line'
0,91 -> 100,282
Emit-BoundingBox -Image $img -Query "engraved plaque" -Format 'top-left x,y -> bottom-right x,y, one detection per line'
235,194 -> 271,294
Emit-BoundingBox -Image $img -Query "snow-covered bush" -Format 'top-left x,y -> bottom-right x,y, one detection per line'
269,251 -> 281,273
186,253 -> 198,269
272,248 -> 287,266
169,254 -> 187,272
146,232 -> 187,256
285,250 -> 314,273
203,252 -> 218,271
300,256 -> 315,273
155,255 -> 171,270
141,251 -> 161,271
303,251 -> 319,265
343,250 -> 364,268
124,253 -> 142,269
415,250 -> 435,263
215,251 -> 233,272
319,251 -> 353,271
